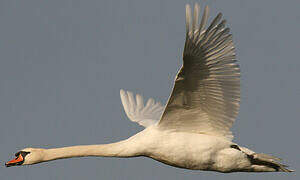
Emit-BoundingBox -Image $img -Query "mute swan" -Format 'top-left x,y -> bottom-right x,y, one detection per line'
6,3 -> 293,173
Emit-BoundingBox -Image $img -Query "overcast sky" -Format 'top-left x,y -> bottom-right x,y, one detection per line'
1,0 -> 299,179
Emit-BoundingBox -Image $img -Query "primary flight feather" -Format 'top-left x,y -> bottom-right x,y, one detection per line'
158,4 -> 239,140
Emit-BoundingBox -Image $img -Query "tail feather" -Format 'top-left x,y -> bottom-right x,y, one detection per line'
255,153 -> 281,161
250,153 -> 294,172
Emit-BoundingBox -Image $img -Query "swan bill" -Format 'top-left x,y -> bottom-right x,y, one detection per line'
5,151 -> 30,167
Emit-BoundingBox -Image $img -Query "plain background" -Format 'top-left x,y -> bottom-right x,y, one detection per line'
1,0 -> 299,179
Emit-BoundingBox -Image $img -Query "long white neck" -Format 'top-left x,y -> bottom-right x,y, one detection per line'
42,139 -> 141,162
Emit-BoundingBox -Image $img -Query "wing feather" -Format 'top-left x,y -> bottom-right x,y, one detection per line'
120,89 -> 164,127
157,3 -> 240,140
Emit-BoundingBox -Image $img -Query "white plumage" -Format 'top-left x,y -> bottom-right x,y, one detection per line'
120,89 -> 164,127
6,3 -> 292,173
158,4 -> 239,140
120,4 -> 239,140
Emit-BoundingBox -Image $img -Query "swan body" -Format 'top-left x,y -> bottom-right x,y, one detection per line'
133,127 -> 240,172
15,127 -> 287,172
6,3 -> 292,173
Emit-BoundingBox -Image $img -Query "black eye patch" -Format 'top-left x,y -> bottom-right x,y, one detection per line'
15,152 -> 20,157
14,151 -> 30,158
20,151 -> 30,157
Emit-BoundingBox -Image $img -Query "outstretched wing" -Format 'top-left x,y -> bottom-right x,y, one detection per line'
120,89 -> 164,127
158,3 -> 240,140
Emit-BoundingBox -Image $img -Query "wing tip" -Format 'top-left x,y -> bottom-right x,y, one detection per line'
185,4 -> 192,34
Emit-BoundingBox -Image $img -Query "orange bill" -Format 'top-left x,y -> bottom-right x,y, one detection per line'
5,154 -> 24,167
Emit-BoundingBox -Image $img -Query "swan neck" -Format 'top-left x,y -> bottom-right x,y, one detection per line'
43,140 -> 139,162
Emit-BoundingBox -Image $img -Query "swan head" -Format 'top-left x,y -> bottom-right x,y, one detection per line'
5,148 -> 45,167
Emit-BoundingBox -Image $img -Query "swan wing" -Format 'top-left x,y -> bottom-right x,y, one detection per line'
120,89 -> 164,127
157,4 -> 240,140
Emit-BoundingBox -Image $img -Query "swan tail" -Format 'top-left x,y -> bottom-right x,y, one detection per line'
248,153 -> 294,172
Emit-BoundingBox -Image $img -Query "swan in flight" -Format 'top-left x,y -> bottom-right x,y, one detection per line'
6,3 -> 292,173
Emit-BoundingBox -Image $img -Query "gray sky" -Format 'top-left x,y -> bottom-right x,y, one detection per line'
1,0 -> 299,179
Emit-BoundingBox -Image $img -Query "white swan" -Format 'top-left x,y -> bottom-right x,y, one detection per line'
6,3 -> 292,173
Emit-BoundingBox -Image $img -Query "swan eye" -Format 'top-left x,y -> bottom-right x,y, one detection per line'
20,151 -> 30,157
14,151 -> 30,159
15,152 -> 20,157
